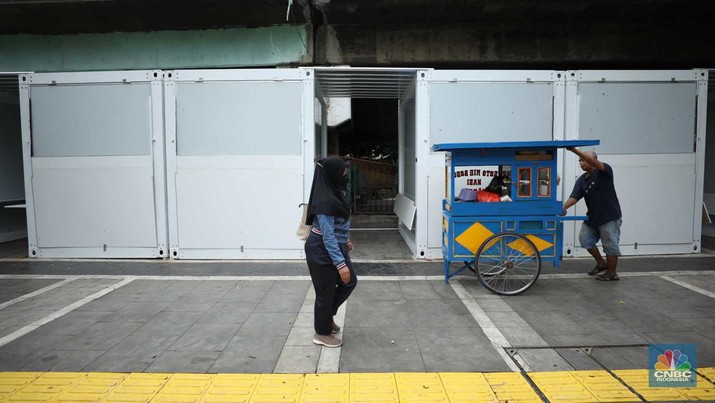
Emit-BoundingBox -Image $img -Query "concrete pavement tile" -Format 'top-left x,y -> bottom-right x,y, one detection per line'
75,293 -> 139,311
350,281 -> 403,301
398,281 -> 446,300
590,346 -> 648,369
291,311 -> 313,328
518,311 -> 586,335
555,347 -> 602,370
220,285 -> 271,303
339,327 -> 425,372
34,310 -> 113,335
57,321 -> 143,351
486,311 -> 531,327
254,292 -> 305,313
499,326 -> 549,347
346,299 -> 411,328
197,302 -> 256,324
673,318 -> 715,338
429,280 -> 462,299
184,280 -> 238,296
472,297 -> 514,312
235,312 -> 297,337
111,279 -> 162,294
0,324 -> 23,338
267,280 -> 311,296
634,298 -> 713,318
20,349 -> 106,371
83,334 -> 179,372
515,348 -> 574,371
103,301 -> 171,322
0,279 -> 58,294
131,311 -> 203,337
0,309 -> 54,325
406,299 -> 474,328
0,333 -> 72,371
414,326 -> 511,372
168,323 -> 242,352
460,280 -> 505,299
163,295 -> 220,312
273,345 -> 321,373
285,326 -> 315,346
211,334 -> 286,373
146,350 -> 221,373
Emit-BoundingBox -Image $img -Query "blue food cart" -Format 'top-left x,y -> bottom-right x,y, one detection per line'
433,140 -> 599,295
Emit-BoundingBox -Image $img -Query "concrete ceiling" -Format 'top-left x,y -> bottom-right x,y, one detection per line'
0,0 -> 709,35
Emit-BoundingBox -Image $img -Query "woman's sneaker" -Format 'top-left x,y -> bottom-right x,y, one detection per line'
331,321 -> 341,334
313,334 -> 342,348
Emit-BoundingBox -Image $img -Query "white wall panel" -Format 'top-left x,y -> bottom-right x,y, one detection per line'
175,156 -> 303,252
429,82 -> 553,144
578,83 -> 696,154
31,156 -> 157,248
31,84 -> 152,157
175,82 -> 302,156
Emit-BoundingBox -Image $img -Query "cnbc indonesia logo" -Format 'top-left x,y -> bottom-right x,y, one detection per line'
649,344 -> 696,387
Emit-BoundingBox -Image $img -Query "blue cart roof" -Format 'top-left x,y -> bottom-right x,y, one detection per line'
432,140 -> 600,152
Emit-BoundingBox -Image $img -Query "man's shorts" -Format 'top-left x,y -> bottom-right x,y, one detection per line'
579,218 -> 622,256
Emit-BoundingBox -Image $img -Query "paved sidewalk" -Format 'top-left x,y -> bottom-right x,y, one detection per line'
0,254 -> 714,402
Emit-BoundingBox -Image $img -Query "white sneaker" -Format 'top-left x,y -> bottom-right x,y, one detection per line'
313,333 -> 342,348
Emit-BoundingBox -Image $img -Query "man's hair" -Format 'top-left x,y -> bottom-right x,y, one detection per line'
588,151 -> 598,160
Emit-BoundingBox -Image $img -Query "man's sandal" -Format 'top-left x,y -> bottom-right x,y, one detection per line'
594,273 -> 619,281
587,265 -> 608,276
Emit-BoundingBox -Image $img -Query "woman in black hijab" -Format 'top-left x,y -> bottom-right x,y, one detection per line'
304,156 -> 357,348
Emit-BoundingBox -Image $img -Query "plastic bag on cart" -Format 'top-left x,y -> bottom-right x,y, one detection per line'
477,189 -> 501,202
485,175 -> 505,194
456,188 -> 477,202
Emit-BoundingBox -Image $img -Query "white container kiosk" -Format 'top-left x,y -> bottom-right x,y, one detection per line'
18,68 -> 708,260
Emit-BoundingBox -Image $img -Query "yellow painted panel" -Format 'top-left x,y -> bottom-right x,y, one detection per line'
455,222 -> 495,255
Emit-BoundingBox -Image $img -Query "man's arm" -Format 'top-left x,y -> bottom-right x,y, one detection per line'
567,147 -> 606,171
562,197 -> 579,211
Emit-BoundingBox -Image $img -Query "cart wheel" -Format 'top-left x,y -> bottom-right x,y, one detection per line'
475,232 -> 541,296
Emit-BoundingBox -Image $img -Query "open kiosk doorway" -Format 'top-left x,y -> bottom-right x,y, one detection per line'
0,73 -> 28,257
314,68 -> 422,261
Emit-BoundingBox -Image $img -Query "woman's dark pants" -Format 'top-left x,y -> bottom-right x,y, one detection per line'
305,232 -> 357,336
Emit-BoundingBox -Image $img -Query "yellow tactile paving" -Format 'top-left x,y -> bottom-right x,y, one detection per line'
1,369 -> 714,402
350,373 -> 398,402
614,368 -> 715,402
395,373 -> 448,402
530,370 -> 638,402
201,374 -> 259,403
440,372 -> 498,402
483,372 -> 541,403
301,374 -> 349,403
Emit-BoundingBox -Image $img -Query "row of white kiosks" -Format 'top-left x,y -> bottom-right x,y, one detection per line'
18,68 -> 708,259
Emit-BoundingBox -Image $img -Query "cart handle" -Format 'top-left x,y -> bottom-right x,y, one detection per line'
556,215 -> 587,221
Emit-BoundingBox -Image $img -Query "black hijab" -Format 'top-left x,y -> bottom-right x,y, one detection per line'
306,156 -> 351,225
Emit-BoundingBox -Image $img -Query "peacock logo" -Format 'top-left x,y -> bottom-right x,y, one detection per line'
654,349 -> 691,371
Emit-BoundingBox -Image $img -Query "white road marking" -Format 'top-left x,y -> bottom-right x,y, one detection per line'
0,278 -> 134,348
660,276 -> 715,298
449,281 -> 521,372
0,277 -> 77,310
317,302 -> 346,374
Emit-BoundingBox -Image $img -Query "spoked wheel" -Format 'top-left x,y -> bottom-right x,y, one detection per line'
475,232 -> 541,295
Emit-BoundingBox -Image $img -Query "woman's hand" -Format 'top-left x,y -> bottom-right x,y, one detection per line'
347,240 -> 355,252
338,266 -> 351,283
